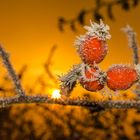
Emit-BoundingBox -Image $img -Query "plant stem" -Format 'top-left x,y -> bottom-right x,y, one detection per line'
0,45 -> 25,97
0,95 -> 140,111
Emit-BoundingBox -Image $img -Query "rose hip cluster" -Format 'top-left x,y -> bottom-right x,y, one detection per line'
60,20 -> 140,95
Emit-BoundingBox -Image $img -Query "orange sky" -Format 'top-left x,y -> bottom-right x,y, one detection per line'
0,0 -> 140,93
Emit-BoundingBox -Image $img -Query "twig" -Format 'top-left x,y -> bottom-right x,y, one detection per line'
44,45 -> 58,83
0,96 -> 140,111
29,45 -> 58,93
0,45 -> 25,97
122,25 -> 139,64
60,64 -> 81,96
58,0 -> 140,31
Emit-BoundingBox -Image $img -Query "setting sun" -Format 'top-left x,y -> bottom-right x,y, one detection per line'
51,89 -> 61,99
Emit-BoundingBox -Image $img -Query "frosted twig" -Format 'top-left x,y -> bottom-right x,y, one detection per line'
122,25 -> 139,64
1,95 -> 140,111
60,64 -> 81,96
0,45 -> 25,97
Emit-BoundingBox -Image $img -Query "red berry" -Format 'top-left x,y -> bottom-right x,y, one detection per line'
78,37 -> 108,64
75,20 -> 111,65
79,65 -> 106,92
107,65 -> 138,91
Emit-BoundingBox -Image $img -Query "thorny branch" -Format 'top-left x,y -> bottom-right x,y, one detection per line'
1,95 -> 140,111
0,45 -> 25,97
0,25 -> 140,111
122,25 -> 139,64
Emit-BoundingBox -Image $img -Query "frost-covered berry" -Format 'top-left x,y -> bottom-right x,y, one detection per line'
77,37 -> 108,64
107,64 -> 138,91
75,19 -> 111,65
79,64 -> 106,92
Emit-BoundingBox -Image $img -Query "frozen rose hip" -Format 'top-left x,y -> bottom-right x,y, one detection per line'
79,64 -> 106,91
107,64 -> 138,91
75,20 -> 111,65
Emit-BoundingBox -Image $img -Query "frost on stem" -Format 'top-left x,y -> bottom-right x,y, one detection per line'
59,64 -> 82,96
0,45 -> 25,97
135,64 -> 140,83
122,25 -> 139,64
1,96 -> 140,111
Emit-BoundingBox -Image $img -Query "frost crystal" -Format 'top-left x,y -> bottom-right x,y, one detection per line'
108,64 -> 131,71
135,64 -> 140,79
121,25 -> 136,48
122,25 -> 139,65
135,64 -> 140,72
84,19 -> 111,40
74,19 -> 111,48
74,35 -> 87,49
60,64 -> 81,88
79,63 -> 106,84
79,63 -> 98,82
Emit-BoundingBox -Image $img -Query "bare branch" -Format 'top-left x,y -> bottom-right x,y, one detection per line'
122,25 -> 139,64
18,65 -> 28,80
0,95 -> 140,111
0,45 -> 25,97
58,0 -> 140,32
44,45 -> 58,83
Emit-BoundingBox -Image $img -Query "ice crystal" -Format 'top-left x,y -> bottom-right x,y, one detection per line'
79,63 -> 106,84
60,64 -> 81,88
79,63 -> 98,82
135,64 -> 140,80
108,64 -> 131,71
74,19 -> 111,48
84,19 -> 111,40
97,71 -> 107,85
122,25 -> 139,64
74,35 -> 87,49
121,25 -> 136,48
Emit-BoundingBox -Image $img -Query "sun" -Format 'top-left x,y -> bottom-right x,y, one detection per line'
51,89 -> 61,99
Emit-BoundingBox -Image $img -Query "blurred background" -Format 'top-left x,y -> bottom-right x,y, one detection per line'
0,0 -> 140,139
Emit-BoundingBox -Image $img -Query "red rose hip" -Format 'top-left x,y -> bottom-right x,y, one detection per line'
78,37 -> 108,64
107,64 -> 138,91
79,64 -> 106,92
75,19 -> 111,65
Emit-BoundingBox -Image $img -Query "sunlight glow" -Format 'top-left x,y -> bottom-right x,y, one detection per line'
51,89 -> 61,99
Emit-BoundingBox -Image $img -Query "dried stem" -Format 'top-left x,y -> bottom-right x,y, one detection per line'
0,45 -> 25,97
122,25 -> 139,64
